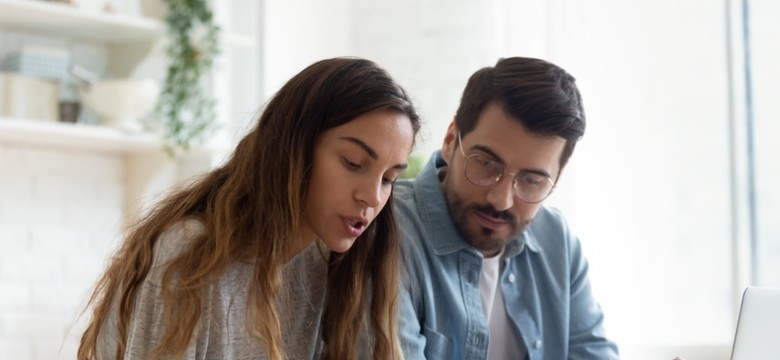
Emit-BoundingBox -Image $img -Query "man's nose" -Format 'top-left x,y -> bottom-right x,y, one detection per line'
485,176 -> 515,211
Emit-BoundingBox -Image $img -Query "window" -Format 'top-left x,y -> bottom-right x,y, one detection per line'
749,0 -> 780,289
541,0 -> 778,357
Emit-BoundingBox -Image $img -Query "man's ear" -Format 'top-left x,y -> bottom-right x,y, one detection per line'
440,120 -> 458,164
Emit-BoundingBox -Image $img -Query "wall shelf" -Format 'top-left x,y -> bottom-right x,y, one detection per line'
0,0 -> 163,42
0,117 -> 163,154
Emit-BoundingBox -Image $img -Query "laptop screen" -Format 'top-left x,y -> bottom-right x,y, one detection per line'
730,286 -> 780,360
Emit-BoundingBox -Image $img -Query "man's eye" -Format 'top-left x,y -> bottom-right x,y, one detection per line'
480,158 -> 503,172
472,155 -> 492,167
520,173 -> 545,186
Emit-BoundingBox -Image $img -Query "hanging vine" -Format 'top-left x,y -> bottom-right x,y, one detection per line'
156,0 -> 220,153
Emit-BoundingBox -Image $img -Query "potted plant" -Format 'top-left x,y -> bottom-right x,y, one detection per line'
156,0 -> 220,154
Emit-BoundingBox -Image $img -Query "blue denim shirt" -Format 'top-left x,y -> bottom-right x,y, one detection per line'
395,151 -> 619,360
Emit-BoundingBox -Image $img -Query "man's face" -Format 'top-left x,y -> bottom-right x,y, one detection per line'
440,101 -> 566,256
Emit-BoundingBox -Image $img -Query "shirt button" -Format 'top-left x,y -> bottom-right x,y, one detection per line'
508,273 -> 516,283
476,333 -> 486,345
533,339 -> 542,349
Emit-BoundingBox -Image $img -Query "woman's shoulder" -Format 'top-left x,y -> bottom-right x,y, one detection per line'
155,219 -> 205,259
147,218 -> 206,284
278,240 -> 329,300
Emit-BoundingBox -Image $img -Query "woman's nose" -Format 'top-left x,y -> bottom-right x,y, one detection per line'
355,178 -> 383,208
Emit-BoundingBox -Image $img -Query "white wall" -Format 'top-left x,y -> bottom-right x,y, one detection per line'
350,0 -> 501,155
0,26 -> 208,360
262,0 -> 354,98
262,0 -> 522,156
0,145 -> 123,358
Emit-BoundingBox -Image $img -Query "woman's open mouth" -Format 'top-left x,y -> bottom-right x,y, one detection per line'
342,216 -> 367,237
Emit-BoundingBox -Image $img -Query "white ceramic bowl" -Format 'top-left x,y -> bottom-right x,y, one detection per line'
80,79 -> 160,132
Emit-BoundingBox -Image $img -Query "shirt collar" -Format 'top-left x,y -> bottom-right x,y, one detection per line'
413,151 -> 542,257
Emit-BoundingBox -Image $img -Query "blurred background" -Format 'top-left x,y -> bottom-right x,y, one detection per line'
0,0 -> 777,359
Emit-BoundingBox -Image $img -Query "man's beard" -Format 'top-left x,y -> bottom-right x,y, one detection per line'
442,177 -> 531,254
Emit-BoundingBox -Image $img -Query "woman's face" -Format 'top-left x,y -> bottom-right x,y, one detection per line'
301,109 -> 415,253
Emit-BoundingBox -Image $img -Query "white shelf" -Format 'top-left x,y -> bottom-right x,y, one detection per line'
0,116 -> 163,154
0,0 -> 163,42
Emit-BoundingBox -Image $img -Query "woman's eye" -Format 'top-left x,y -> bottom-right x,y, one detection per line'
381,177 -> 396,186
343,157 -> 361,170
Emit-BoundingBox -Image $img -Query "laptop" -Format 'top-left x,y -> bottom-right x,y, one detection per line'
730,286 -> 780,360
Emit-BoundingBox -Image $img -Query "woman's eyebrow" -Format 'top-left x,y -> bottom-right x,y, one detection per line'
339,136 -> 377,159
339,136 -> 408,170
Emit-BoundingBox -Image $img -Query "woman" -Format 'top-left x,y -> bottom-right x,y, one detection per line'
77,57 -> 421,360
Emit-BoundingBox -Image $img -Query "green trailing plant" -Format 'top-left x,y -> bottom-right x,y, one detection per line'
156,0 -> 220,154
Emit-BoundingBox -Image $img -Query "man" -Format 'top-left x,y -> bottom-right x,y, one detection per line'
395,57 -> 618,359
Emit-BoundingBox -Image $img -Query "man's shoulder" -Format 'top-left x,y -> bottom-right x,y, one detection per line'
392,179 -> 436,259
394,178 -> 415,197
532,205 -> 566,226
526,206 -> 576,249
392,179 -> 420,217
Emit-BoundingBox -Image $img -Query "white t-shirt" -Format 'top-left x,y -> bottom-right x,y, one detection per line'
480,249 -> 527,359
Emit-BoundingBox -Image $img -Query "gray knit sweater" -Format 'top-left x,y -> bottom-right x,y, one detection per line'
96,220 -> 328,359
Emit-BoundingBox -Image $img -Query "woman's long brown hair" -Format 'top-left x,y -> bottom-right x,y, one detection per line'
77,57 -> 420,360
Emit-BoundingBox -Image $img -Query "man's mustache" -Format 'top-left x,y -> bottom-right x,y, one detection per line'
472,204 -> 515,223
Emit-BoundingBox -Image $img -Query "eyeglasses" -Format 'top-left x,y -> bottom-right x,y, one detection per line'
457,132 -> 555,204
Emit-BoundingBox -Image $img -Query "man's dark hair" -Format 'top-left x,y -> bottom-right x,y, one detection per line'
454,57 -> 585,170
